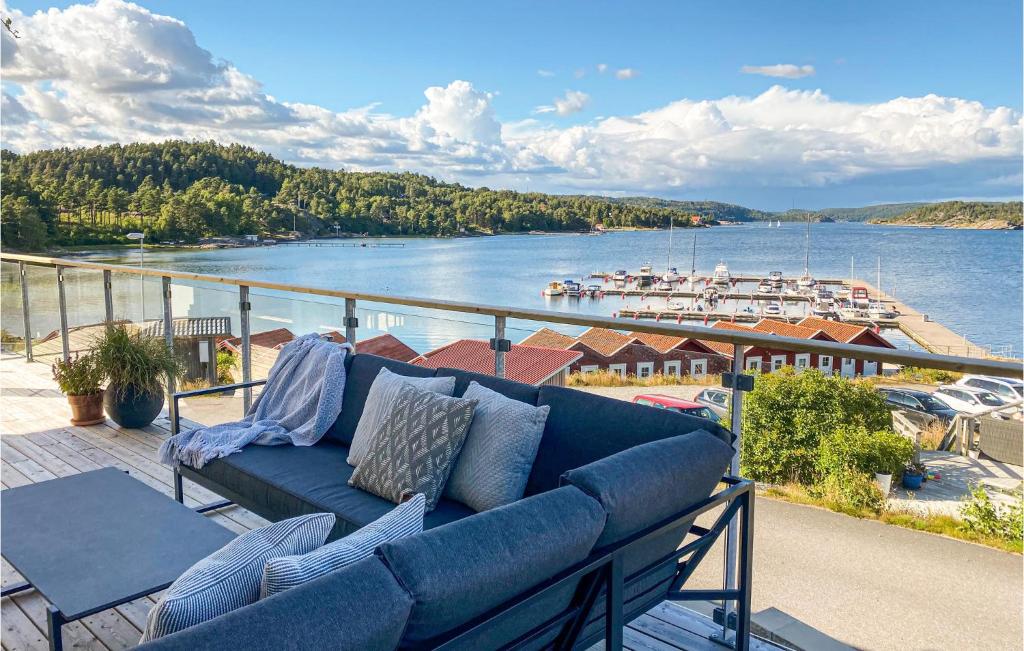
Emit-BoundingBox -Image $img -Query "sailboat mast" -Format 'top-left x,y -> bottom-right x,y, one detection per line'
667,216 -> 673,271
803,214 -> 810,275
877,257 -> 881,302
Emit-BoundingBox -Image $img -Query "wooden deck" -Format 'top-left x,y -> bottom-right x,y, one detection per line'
0,353 -> 781,651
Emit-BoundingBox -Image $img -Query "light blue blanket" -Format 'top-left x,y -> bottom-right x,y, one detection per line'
159,333 -> 352,469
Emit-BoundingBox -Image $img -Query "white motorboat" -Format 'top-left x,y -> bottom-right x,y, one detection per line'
563,280 -> 582,297
612,269 -> 627,282
768,271 -> 783,287
757,280 -> 773,293
637,264 -> 654,288
838,306 -> 867,320
656,279 -> 674,292
812,305 -> 834,318
543,281 -> 564,297
763,303 -> 783,316
712,261 -> 730,286
667,298 -> 688,311
867,302 -> 897,319
662,267 -> 679,283
586,284 -> 603,298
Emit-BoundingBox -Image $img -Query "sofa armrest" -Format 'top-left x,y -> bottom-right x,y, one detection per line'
171,380 -> 267,435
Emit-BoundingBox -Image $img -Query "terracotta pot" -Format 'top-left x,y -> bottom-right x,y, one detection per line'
67,390 -> 105,426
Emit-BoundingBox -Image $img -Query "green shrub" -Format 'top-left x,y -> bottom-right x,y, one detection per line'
51,353 -> 104,396
216,350 -> 237,384
809,468 -> 885,515
93,324 -> 185,398
817,426 -> 915,479
959,485 -> 1024,542
740,368 -> 893,484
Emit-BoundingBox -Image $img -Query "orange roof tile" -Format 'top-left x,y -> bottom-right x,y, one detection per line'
356,333 -> 418,362
753,319 -> 835,341
219,327 -> 295,352
519,327 -> 576,350
413,339 -> 582,386
796,316 -> 869,343
576,327 -> 635,356
629,331 -> 686,353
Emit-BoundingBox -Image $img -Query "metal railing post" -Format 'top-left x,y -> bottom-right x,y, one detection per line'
493,315 -> 507,378
344,298 -> 358,345
19,262 -> 32,362
720,343 -> 745,646
240,285 -> 253,412
162,276 -> 176,423
103,269 -> 114,323
56,265 -> 70,362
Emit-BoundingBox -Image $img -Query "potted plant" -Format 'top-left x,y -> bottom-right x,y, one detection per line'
902,461 -> 926,490
874,470 -> 893,497
52,353 -> 106,425
94,324 -> 184,428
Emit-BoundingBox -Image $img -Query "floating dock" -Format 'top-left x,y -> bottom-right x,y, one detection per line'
276,241 -> 406,248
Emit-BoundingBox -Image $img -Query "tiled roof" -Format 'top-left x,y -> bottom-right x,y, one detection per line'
356,334 -> 418,362
140,317 -> 232,338
220,327 -> 295,352
576,327 -> 635,356
629,331 -> 686,353
796,317 -> 869,343
519,327 -> 576,350
753,319 -> 835,341
698,321 -> 756,356
413,339 -> 582,386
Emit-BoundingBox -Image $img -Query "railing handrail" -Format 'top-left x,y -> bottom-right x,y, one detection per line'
4,251 -> 1022,379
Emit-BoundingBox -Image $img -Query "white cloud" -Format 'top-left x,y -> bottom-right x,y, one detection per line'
596,63 -> 608,74
741,64 -> 815,79
615,68 -> 638,80
536,69 -> 555,77
535,90 -> 590,116
1,0 -> 1020,205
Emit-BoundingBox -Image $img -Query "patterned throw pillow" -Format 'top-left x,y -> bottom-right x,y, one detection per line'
444,382 -> 550,512
260,494 -> 426,598
349,382 -> 477,511
347,368 -> 457,467
141,513 -> 335,642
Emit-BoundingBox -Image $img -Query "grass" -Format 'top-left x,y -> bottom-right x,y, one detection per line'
567,370 -> 721,388
918,420 -> 948,450
871,366 -> 963,386
762,484 -> 1023,554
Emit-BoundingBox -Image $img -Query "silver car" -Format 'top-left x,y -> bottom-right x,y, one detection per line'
695,388 -> 730,417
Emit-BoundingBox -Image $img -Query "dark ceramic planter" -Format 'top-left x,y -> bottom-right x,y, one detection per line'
104,385 -> 164,428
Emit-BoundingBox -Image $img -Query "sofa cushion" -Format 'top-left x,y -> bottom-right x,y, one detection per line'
142,513 -> 335,642
444,381 -> 550,512
261,494 -> 426,598
562,431 -> 733,549
434,367 -> 540,405
347,367 -> 457,466
376,485 -> 605,648
526,386 -> 733,496
190,443 -> 475,539
325,353 -> 439,445
350,383 -> 477,511
136,556 -> 412,651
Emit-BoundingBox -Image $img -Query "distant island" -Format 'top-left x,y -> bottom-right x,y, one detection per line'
865,201 -> 1022,230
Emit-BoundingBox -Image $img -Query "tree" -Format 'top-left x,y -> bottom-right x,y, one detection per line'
1,196 -> 48,249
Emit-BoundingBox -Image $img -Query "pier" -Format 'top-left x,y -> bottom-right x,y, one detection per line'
276,241 -> 406,247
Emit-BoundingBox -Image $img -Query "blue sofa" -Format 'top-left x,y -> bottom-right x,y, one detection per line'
148,353 -> 744,650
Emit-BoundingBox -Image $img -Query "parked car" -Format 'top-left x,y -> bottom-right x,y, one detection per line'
695,388 -> 730,417
876,388 -> 958,427
955,375 -> 1024,402
631,394 -> 721,422
934,385 -> 1011,416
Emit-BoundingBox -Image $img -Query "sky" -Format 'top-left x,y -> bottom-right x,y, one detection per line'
1,0 -> 1022,210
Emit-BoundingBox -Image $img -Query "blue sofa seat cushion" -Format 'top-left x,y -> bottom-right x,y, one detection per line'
192,442 -> 474,538
136,556 -> 412,651
377,485 -> 606,648
526,385 -> 733,495
434,367 -> 540,405
326,353 -> 438,445
562,430 -> 734,549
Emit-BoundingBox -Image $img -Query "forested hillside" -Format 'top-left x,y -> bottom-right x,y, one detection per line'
867,201 -> 1022,229
0,141 -> 707,250
604,197 -> 772,222
777,203 -> 926,222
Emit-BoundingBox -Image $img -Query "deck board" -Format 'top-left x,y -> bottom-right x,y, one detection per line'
1,353 -> 779,650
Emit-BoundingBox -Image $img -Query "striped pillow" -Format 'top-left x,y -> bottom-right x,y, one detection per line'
260,494 -> 426,598
141,513 -> 335,642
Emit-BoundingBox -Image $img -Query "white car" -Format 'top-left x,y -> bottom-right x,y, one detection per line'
934,385 -> 1011,416
955,375 -> 1024,402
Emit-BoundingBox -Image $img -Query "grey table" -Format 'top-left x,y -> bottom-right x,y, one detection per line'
1,467 -> 236,651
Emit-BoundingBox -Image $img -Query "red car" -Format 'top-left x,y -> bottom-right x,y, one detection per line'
631,394 -> 721,422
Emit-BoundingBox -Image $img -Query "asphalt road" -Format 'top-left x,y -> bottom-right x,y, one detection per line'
686,498 -> 1023,650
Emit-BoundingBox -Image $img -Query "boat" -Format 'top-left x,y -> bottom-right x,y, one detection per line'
812,305 -> 835,318
667,299 -> 688,311
815,288 -> 834,301
586,284 -> 602,298
662,267 -> 679,283
783,283 -> 801,297
662,217 -> 679,282
712,261 -> 730,286
838,305 -> 868,320
768,271 -> 783,286
637,263 -> 654,288
612,269 -> 628,283
656,279 -> 674,292
563,280 -> 582,297
757,280 -> 773,293
543,281 -> 564,297
850,286 -> 870,307
797,214 -> 815,289
867,302 -> 897,319
687,235 -> 699,286
763,303 -> 783,316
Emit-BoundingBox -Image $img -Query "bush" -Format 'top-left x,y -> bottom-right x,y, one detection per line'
567,370 -> 719,387
216,350 -> 237,384
93,324 -> 185,398
741,368 -> 893,484
817,426 -> 915,480
959,485 -> 1024,542
809,468 -> 885,515
51,353 -> 104,396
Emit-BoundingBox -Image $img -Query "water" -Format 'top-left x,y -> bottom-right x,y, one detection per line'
3,223 -> 1021,354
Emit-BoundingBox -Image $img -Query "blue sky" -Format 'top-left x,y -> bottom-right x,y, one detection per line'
3,0 -> 1022,209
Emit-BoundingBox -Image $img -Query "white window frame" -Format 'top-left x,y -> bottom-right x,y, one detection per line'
690,358 -> 708,378
770,355 -> 787,371
818,355 -> 832,375
608,363 -> 627,377
745,357 -> 762,371
637,362 -> 654,378
862,359 -> 878,377
580,364 -> 599,374
663,360 -> 681,376
794,353 -> 810,372
840,357 -> 856,378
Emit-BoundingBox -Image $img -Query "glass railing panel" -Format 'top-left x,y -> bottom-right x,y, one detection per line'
1,261 -> 26,356
20,263 -> 64,365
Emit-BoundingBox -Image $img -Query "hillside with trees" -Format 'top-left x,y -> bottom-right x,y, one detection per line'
0,141 -> 709,250
867,201 -> 1022,229
777,203 -> 926,223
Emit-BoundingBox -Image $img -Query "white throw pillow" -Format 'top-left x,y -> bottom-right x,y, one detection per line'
260,494 -> 426,598
347,367 -> 456,466
141,513 -> 335,642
